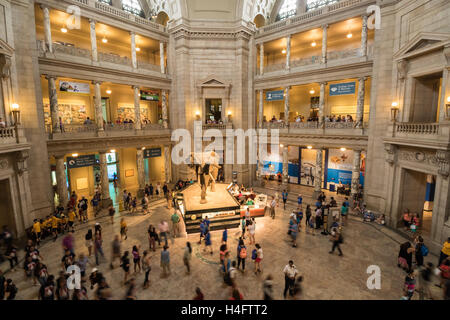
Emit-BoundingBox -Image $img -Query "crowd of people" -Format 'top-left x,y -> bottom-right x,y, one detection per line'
263,114 -> 355,123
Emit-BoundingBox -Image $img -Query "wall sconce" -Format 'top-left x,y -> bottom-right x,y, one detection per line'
340,147 -> 346,152
11,103 -> 20,126
106,89 -> 112,94
195,111 -> 201,120
390,102 -> 399,122
282,49 -> 286,54
227,111 -> 232,122
446,97 -> 450,120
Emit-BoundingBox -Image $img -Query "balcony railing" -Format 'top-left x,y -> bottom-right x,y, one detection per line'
142,123 -> 165,130
98,52 -> 132,67
262,122 -> 288,129
389,122 -> 449,146
105,123 -> 135,131
291,55 -> 320,68
395,122 -> 440,135
0,127 -> 17,144
52,123 -> 98,133
202,123 -> 231,130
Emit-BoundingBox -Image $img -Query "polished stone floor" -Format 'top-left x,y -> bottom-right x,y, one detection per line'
2,192 -> 444,300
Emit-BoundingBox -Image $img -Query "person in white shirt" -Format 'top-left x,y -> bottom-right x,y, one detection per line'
269,197 -> 277,219
228,261 -> 238,286
254,243 -> 263,274
283,260 -> 298,299
0,117 -> 6,128
248,218 -> 256,245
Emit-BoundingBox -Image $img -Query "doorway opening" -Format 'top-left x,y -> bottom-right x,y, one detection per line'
0,179 -> 16,235
205,99 -> 222,124
411,72 -> 442,123
399,169 -> 435,237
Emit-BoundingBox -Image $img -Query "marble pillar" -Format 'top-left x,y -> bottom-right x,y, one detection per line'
136,149 -> 145,196
93,81 -> 104,131
89,19 -> 98,62
351,149 -> 361,197
258,90 -> 264,128
439,49 -> 450,121
319,82 -> 327,127
297,0 -> 307,13
99,151 -> 112,207
361,15 -> 368,57
130,31 -> 137,69
41,5 -> 52,53
314,149 -> 323,198
160,42 -> 165,74
284,87 -> 290,125
282,146 -> 289,186
133,85 -> 142,130
55,155 -> 68,206
356,77 -> 366,128
259,43 -> 264,75
286,35 -> 291,71
46,75 -> 60,132
162,90 -> 168,128
321,24 -> 328,64
164,145 -> 171,183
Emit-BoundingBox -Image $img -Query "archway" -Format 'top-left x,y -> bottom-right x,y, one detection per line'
253,14 -> 266,28
156,11 -> 170,26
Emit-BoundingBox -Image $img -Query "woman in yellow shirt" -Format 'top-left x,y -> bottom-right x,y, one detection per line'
439,237 -> 450,266
51,215 -> 61,241
32,219 -> 41,246
68,210 -> 76,232
120,218 -> 128,241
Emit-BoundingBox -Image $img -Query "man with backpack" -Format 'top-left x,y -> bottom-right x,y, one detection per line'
237,239 -> 247,272
329,227 -> 343,256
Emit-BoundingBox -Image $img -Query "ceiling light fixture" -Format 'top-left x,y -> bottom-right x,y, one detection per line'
309,89 -> 315,95
136,47 -> 141,52
311,41 -> 317,47
106,89 -> 112,94
282,49 -> 286,54
307,146 -> 312,149
340,148 -> 346,152
347,32 -> 353,39
102,36 -> 108,43
61,26 -> 68,33
72,153 -> 78,157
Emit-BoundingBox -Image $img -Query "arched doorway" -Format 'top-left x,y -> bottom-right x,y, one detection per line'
156,11 -> 170,26
253,14 -> 266,28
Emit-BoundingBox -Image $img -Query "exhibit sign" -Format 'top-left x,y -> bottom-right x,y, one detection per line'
59,81 -> 90,94
329,82 -> 356,96
67,155 -> 99,169
140,90 -> 159,101
265,90 -> 284,101
144,148 -> 162,158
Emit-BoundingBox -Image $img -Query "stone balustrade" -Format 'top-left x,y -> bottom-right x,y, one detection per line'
105,123 -> 135,131
138,61 -> 161,72
202,123 -> 231,130
98,52 -> 132,67
395,122 -> 440,135
0,127 -> 17,144
263,122 -> 288,129
142,123 -> 165,130
290,56 -> 320,68
58,123 -> 98,133
290,121 -> 319,129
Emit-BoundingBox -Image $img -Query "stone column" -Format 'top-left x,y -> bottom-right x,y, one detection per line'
356,77 -> 366,128
93,81 -> 104,131
136,149 -> 145,196
286,35 -> 291,71
55,154 -> 68,206
439,47 -> 450,121
313,148 -> 323,199
162,89 -> 168,128
99,151 -> 112,207
351,149 -> 361,198
321,24 -> 328,64
282,145 -> 289,186
164,145 -> 172,183
361,15 -> 368,57
89,19 -> 98,62
297,0 -> 307,14
258,90 -> 264,128
46,75 -> 60,132
41,5 -> 53,53
160,42 -> 165,74
319,82 -> 327,127
132,85 -> 141,130
130,31 -> 137,69
259,43 -> 264,75
284,86 -> 290,125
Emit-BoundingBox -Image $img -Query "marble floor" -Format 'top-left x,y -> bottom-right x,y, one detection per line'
1,194 -> 444,300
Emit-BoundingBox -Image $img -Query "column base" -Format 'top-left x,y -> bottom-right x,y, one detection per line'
101,198 -> 113,208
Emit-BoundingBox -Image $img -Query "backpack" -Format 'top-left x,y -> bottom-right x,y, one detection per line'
251,249 -> 257,260
421,244 -> 429,257
239,247 -> 247,259
141,198 -> 146,205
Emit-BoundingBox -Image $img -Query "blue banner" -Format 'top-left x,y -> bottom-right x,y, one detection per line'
265,90 -> 284,101
67,155 -> 99,169
144,148 -> 162,158
329,82 -> 356,96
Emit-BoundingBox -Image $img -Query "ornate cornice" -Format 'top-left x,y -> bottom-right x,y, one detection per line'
172,28 -> 253,41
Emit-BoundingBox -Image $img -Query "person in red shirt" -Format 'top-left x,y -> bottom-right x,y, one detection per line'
438,258 -> 450,288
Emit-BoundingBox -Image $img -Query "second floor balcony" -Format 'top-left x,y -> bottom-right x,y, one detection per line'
385,122 -> 450,149
262,120 -> 368,136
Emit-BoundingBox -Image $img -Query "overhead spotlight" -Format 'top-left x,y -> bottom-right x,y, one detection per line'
340,148 -> 346,152
110,149 -> 116,153
72,153 -> 78,157
309,89 -> 315,95
346,32 -> 353,39
136,47 -> 141,52
106,89 -> 112,94
61,27 -> 68,33
102,37 -> 108,43
307,146 -> 312,149
311,41 -> 317,47
282,49 -> 286,54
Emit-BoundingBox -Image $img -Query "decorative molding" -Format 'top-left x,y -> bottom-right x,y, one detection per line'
397,59 -> 408,80
436,150 -> 450,178
384,143 -> 396,165
15,151 -> 29,175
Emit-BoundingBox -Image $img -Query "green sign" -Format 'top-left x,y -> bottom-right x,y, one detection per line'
140,90 -> 159,101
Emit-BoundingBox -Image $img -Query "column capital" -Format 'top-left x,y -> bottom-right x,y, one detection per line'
45,74 -> 58,80
40,4 -> 49,11
130,31 -> 136,36
89,18 -> 96,25
359,76 -> 369,81
132,85 -> 140,90
92,80 -> 102,85
319,81 -> 328,86
322,24 -> 329,30
52,153 -> 66,159
98,150 -> 108,155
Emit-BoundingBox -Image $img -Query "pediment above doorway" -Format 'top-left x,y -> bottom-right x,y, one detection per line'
197,75 -> 231,97
394,32 -> 450,60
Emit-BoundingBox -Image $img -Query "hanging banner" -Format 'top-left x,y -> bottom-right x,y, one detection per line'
67,155 -> 99,169
144,148 -> 162,158
140,90 -> 159,101
329,82 -> 356,96
59,81 -> 90,94
265,90 -> 284,101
